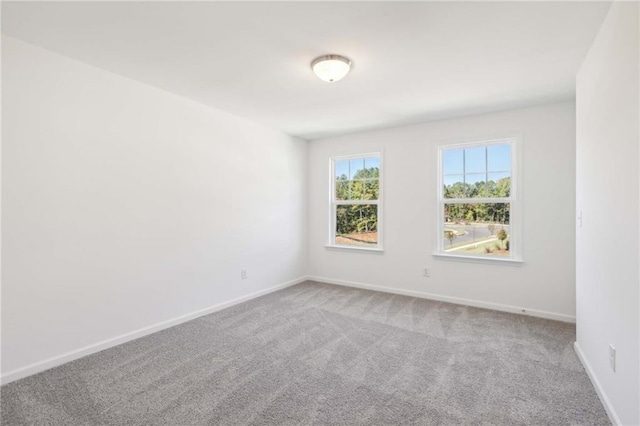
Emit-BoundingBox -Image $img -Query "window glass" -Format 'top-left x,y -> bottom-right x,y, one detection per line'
488,144 -> 511,172
336,204 -> 379,247
443,149 -> 464,175
464,146 -> 485,173
331,154 -> 382,249
439,140 -> 516,260
443,202 -> 511,256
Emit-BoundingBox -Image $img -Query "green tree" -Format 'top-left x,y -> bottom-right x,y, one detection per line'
444,230 -> 457,247
446,182 -> 466,199
336,174 -> 349,200
443,176 -> 511,225
335,167 -> 380,237
495,177 -> 510,197
496,229 -> 508,249
465,210 -> 474,224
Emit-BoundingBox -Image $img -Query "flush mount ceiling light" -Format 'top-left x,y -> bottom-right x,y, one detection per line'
311,54 -> 352,83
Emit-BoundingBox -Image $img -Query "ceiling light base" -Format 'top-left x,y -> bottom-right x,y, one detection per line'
311,54 -> 352,83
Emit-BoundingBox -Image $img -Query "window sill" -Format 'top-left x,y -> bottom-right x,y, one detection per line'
432,252 -> 523,265
325,244 -> 384,253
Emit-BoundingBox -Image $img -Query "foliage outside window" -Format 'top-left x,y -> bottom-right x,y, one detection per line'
438,139 -> 519,260
331,154 -> 381,249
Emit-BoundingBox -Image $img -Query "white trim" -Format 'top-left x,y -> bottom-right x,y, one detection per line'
435,136 -> 523,262
574,342 -> 620,425
432,252 -> 523,265
324,244 -> 384,253
308,275 -> 575,323
0,276 -> 307,385
329,151 -> 383,250
329,152 -> 382,161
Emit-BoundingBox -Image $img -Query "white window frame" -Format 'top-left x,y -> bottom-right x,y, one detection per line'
327,152 -> 384,252
435,137 -> 522,263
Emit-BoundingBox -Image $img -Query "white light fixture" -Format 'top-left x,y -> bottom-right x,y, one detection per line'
311,54 -> 352,83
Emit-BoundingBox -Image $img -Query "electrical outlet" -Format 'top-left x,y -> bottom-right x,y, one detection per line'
241,269 -> 247,280
423,267 -> 430,278
609,344 -> 616,372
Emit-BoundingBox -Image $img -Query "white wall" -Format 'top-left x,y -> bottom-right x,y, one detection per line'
1,37 -> 307,381
575,2 -> 639,425
308,102 -> 577,321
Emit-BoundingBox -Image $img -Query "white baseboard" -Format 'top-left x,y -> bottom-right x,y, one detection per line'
1,275 -> 576,386
574,342 -> 619,425
0,276 -> 307,386
308,276 -> 576,323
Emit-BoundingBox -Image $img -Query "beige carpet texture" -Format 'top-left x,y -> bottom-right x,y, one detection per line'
1,281 -> 608,425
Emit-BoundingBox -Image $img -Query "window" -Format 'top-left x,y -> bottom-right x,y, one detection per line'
330,153 -> 382,250
437,139 -> 520,261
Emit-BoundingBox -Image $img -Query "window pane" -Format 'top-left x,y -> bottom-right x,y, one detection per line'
465,173 -> 485,185
443,175 -> 465,198
335,156 -> 380,201
364,179 -> 379,200
468,179 -> 488,198
443,202 -> 510,256
336,204 -> 378,247
443,149 -> 463,175
488,144 -> 511,172
464,146 -> 486,173
364,157 -> 380,178
349,158 -> 365,180
335,160 -> 350,180
488,172 -> 511,197
465,173 -> 486,198
336,179 -> 349,200
350,180 -> 365,200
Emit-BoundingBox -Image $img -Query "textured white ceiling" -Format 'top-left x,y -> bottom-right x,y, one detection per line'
2,1 -> 611,140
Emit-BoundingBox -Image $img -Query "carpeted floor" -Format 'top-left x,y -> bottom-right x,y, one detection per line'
1,281 -> 609,425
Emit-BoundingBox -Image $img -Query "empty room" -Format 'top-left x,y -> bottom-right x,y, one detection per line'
1,1 -> 639,425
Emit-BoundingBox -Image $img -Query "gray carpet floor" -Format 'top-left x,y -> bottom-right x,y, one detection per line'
1,281 -> 609,425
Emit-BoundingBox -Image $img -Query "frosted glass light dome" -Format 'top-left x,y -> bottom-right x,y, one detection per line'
311,55 -> 352,83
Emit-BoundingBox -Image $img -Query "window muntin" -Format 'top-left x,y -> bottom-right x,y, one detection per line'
438,140 -> 517,260
331,154 -> 382,249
